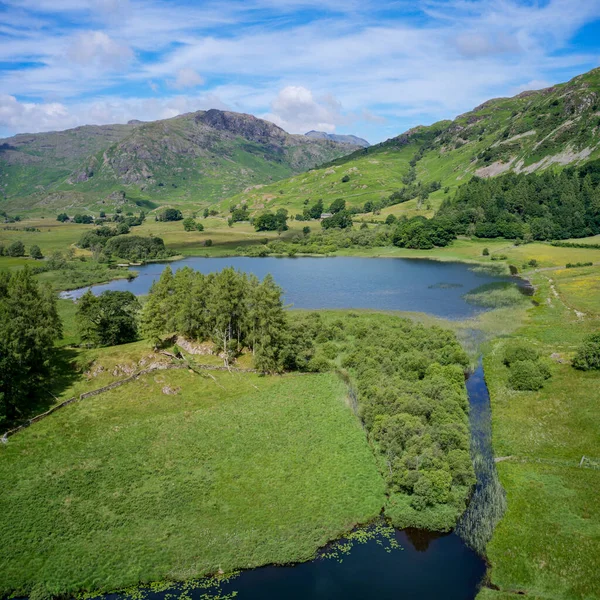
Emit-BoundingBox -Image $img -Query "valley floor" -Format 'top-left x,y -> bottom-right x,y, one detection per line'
477,266 -> 600,600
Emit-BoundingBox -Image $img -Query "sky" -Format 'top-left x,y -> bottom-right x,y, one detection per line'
1,0 -> 600,143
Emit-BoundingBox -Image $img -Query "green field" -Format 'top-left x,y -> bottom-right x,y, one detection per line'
0,368 -> 385,597
477,268 -> 600,600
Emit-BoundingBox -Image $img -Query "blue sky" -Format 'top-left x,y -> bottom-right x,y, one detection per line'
1,0 -> 600,142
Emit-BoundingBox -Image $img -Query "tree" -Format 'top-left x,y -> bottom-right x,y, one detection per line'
329,198 -> 346,214
140,266 -> 174,348
29,245 -> 43,259
385,214 -> 397,225
307,199 -> 324,219
572,332 -> 600,370
0,268 -> 62,423
203,208 -> 210,219
246,274 -> 288,373
183,217 -> 197,231
321,211 -> 353,229
7,240 -> 24,257
302,226 -> 311,236
56,213 -> 69,222
77,290 -> 140,347
196,222 -> 204,232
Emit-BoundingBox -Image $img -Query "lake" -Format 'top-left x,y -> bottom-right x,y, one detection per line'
63,256 -> 527,319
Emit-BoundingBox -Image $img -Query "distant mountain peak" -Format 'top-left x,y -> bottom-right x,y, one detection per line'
305,130 -> 370,148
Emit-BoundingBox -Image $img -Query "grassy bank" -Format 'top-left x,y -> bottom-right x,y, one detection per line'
477,267 -> 600,600
0,367 -> 385,597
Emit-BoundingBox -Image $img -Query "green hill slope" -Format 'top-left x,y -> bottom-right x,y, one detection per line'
222,68 -> 600,218
0,110 -> 359,216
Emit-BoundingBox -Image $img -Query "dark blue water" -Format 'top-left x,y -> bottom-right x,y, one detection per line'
108,527 -> 485,600
62,256 -> 524,319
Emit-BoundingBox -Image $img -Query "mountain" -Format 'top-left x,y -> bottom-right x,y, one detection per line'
0,109 -> 361,215
305,131 -> 370,148
224,68 -> 600,217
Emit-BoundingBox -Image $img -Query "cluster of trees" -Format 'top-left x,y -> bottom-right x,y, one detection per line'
0,269 -> 62,424
183,217 -> 204,232
503,343 -> 551,391
253,209 -> 288,232
229,204 -> 250,223
103,235 -> 170,261
156,208 -> 183,222
438,167 -> 600,240
341,317 -> 474,524
0,241 -> 43,258
141,267 -> 321,372
240,224 -> 392,256
392,216 -> 455,249
321,198 -> 353,229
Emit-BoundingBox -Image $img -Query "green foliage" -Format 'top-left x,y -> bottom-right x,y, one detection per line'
464,282 -> 528,309
482,247 -> 489,256
503,342 -> 538,366
392,216 -> 455,249
507,360 -> 546,391
439,169 -> 600,240
337,315 -> 473,529
329,198 -> 346,214
73,214 -> 93,224
566,261 -> 593,268
141,267 -> 302,372
253,209 -> 288,232
103,235 -> 170,261
29,244 -> 43,259
0,268 -> 62,424
56,213 -> 69,222
321,210 -> 353,229
7,240 -> 24,256
157,208 -> 183,222
182,216 -> 197,231
572,332 -> 600,370
76,290 -> 140,347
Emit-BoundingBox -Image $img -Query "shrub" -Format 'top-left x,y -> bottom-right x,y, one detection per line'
503,342 -> 538,366
341,174 -> 350,183
572,333 -> 600,371
7,240 -> 25,257
482,247 -> 489,256
508,360 -> 545,391
204,239 -> 213,247
29,245 -> 43,259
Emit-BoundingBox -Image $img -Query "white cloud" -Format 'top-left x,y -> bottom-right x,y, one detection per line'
67,31 -> 133,69
265,86 -> 349,133
171,68 -> 205,89
0,93 -> 231,136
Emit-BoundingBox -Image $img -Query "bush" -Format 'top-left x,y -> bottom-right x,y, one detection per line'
341,174 -> 350,183
205,239 -> 213,247
7,240 -> 24,257
572,333 -> 600,370
29,245 -> 43,259
508,360 -> 545,391
503,342 -> 538,366
482,247 -> 489,256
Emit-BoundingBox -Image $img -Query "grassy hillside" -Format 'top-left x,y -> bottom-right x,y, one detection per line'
0,110 -> 359,216
224,68 -> 600,217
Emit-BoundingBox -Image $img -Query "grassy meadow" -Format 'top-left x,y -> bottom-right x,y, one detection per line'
0,367 -> 385,597
477,268 -> 600,600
